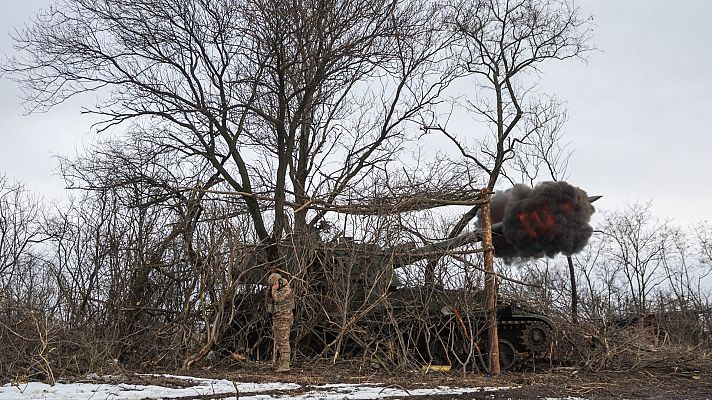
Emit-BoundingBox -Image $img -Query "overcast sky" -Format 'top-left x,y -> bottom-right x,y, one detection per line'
1,1 -> 711,227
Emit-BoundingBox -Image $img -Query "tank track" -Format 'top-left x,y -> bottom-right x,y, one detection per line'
497,317 -> 554,354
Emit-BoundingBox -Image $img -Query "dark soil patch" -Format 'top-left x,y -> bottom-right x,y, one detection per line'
121,360 -> 712,399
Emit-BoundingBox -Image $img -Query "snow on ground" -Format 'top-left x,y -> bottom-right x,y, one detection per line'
0,374 -> 513,400
542,398 -> 586,400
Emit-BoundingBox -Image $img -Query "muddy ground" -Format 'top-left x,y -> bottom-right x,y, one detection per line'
133,360 -> 712,400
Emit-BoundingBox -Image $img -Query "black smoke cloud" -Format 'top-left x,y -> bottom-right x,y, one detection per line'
479,181 -> 595,262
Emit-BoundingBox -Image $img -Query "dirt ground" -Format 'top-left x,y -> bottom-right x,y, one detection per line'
136,360 -> 712,400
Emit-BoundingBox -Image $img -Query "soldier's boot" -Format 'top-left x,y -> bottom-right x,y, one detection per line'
276,353 -> 290,372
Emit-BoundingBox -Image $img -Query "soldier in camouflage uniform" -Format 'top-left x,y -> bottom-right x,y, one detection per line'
267,272 -> 294,372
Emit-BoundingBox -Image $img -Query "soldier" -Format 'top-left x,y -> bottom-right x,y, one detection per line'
267,272 -> 294,372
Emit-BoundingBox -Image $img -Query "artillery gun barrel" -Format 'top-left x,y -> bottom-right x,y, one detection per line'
392,222 -> 503,267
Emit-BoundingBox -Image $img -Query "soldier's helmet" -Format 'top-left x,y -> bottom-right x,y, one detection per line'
267,272 -> 282,285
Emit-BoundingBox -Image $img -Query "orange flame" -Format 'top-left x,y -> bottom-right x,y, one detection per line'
518,207 -> 556,239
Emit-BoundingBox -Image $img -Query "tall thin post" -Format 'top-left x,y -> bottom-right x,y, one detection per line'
567,255 -> 579,325
481,188 -> 500,375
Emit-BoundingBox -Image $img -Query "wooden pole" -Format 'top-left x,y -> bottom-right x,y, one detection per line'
481,188 -> 500,375
567,255 -> 579,325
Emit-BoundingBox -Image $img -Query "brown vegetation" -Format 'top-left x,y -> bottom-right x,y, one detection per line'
1,0 -> 710,387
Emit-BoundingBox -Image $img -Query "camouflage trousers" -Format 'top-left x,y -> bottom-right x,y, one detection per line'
273,310 -> 293,361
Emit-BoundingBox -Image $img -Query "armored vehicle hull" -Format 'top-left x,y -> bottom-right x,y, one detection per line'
224,278 -> 554,371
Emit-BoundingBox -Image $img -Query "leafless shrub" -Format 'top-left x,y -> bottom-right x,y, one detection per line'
4,0 -> 712,383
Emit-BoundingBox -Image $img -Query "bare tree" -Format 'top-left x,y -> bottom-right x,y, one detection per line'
697,223 -> 712,269
0,176 -> 59,381
441,0 -> 590,227
602,203 -> 673,314
570,234 -> 610,321
15,0 -> 698,378
417,0 -> 591,286
511,96 -> 572,186
0,176 -> 44,284
4,0 -> 455,265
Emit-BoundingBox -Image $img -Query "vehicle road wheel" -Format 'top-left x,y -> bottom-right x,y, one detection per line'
498,339 -> 517,371
521,321 -> 553,354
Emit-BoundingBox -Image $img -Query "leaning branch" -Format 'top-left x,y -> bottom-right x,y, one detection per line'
174,186 -> 487,214
450,254 -> 542,288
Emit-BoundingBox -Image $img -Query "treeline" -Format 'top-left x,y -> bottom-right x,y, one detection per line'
2,174 -> 711,381
1,0 -> 709,382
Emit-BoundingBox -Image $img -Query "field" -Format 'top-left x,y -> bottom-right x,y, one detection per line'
3,362 -> 711,400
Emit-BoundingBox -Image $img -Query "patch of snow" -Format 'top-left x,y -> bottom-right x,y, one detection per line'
146,374 -> 300,393
0,374 -> 514,400
290,384 -> 508,399
0,375 -> 297,400
543,397 -> 588,400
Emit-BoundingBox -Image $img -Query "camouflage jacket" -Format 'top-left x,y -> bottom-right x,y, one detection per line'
268,282 -> 295,313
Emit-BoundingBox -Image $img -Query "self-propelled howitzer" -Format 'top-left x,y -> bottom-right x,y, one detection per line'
322,234 -> 557,370
225,185 -> 599,371
303,190 -> 601,369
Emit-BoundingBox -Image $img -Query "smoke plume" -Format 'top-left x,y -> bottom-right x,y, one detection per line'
480,181 -> 595,262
